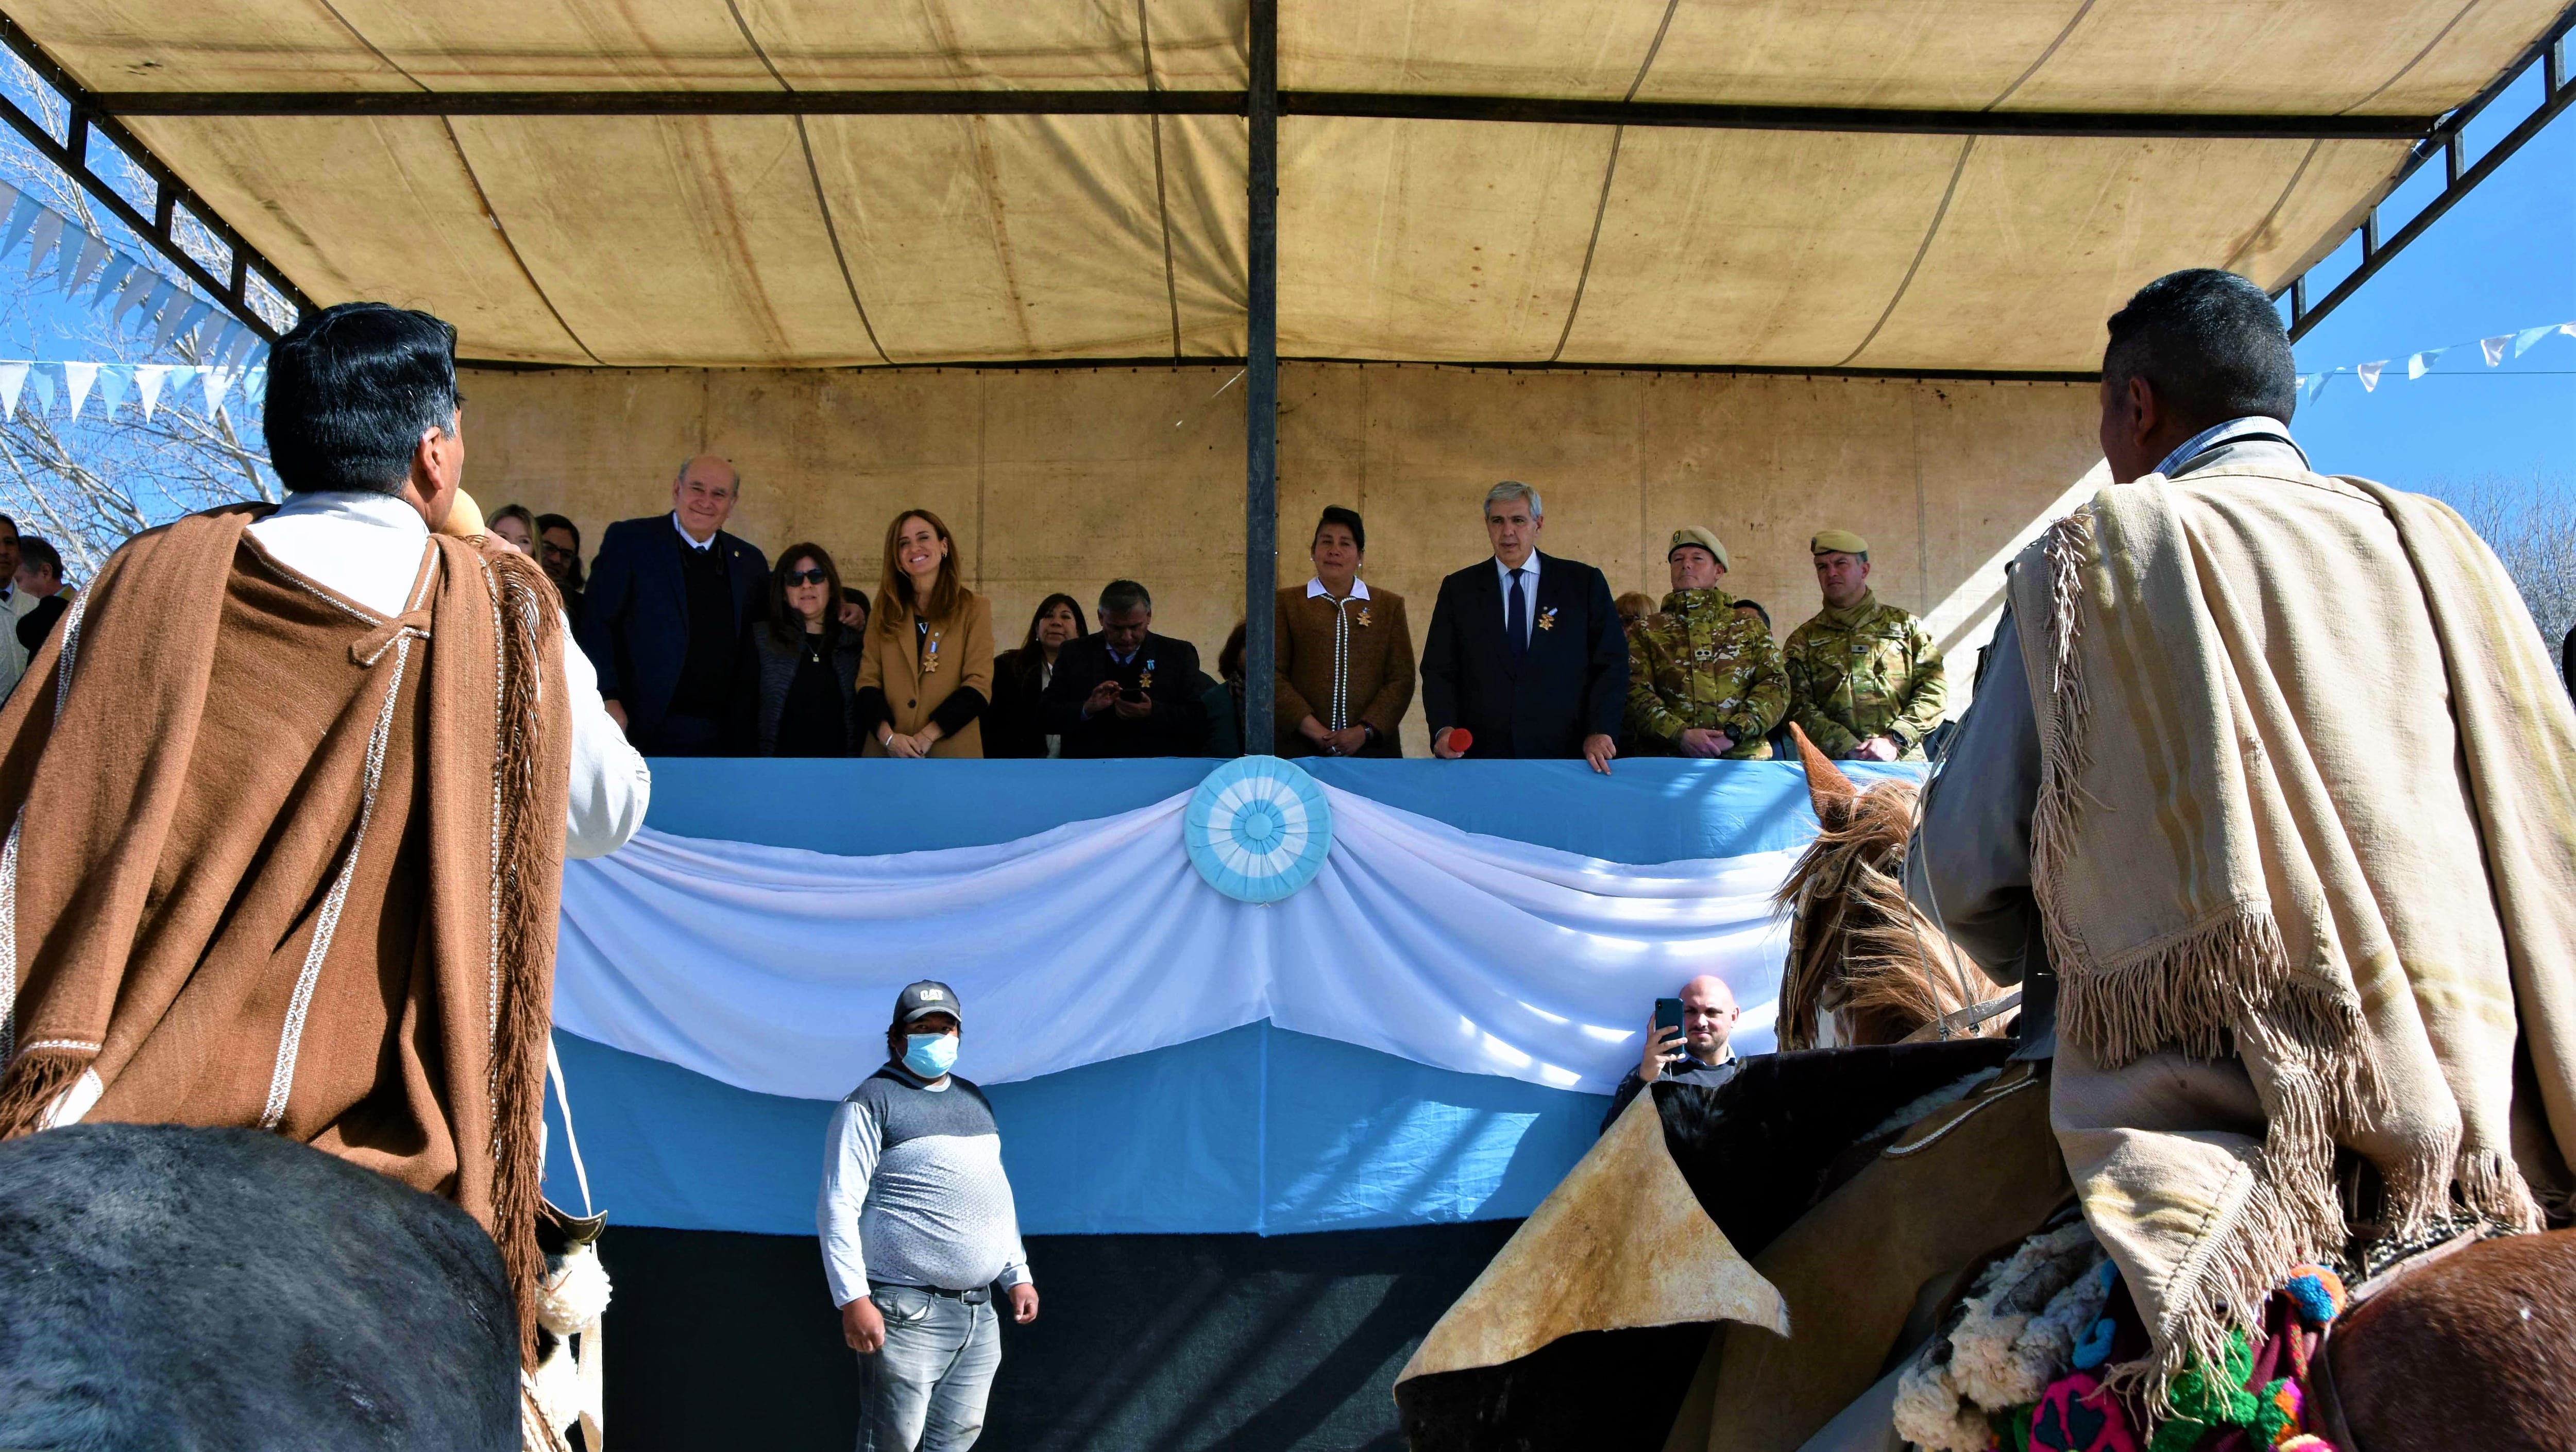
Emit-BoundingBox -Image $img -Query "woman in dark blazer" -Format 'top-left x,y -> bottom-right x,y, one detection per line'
731,543 -> 865,756
985,593 -> 1088,758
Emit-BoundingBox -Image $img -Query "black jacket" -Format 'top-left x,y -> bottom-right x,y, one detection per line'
984,647 -> 1054,759
577,516 -> 769,740
1039,631 -> 1208,758
1419,552 -> 1628,758
730,623 -> 865,756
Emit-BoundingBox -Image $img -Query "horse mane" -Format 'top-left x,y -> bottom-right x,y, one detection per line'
1775,776 -> 1995,1050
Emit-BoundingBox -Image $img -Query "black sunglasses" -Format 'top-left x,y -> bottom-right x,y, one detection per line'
785,568 -> 829,586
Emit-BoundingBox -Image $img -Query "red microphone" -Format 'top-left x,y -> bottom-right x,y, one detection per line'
1446,728 -> 1473,756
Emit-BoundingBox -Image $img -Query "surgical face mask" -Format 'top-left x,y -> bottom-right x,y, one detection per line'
904,1033 -> 959,1080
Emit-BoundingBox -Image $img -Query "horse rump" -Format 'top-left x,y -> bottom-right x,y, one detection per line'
0,1121 -> 518,1452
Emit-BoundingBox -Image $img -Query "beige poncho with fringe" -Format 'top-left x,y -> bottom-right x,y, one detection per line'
2007,466 -> 2576,1383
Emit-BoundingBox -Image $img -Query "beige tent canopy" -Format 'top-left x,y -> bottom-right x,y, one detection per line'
6,0 -> 2571,372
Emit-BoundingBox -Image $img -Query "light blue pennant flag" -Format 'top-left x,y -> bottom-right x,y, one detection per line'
0,193 -> 41,262
62,361 -> 96,419
0,362 -> 24,419
87,252 -> 138,306
28,365 -> 56,415
96,363 -> 130,415
2516,326 -> 2559,357
23,211 -> 63,280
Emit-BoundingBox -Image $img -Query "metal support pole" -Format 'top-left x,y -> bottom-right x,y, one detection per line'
1242,0 -> 1279,757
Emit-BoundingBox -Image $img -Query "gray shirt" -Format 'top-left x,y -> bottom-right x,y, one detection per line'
1904,424 -> 2313,1055
817,1063 -> 1032,1307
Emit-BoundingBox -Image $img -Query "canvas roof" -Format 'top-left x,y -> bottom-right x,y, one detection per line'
11,0 -> 2561,371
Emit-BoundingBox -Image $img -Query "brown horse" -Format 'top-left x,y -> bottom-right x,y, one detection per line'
1775,725 -> 2008,1050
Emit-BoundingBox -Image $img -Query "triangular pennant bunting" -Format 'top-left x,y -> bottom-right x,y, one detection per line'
0,193 -> 40,262
2358,361 -> 2385,391
23,211 -> 63,280
157,298 -> 212,351
86,252 -> 135,306
133,279 -> 176,334
0,362 -> 24,419
64,234 -> 108,295
2406,348 -> 2446,380
96,363 -> 130,415
2480,334 -> 2511,366
62,361 -> 98,420
202,364 -> 233,416
2304,371 -> 2332,402
29,367 -> 56,415
135,363 -> 165,420
114,270 -> 160,324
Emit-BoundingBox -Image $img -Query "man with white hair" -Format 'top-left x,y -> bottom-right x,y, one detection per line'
1419,480 -> 1629,771
578,453 -> 770,754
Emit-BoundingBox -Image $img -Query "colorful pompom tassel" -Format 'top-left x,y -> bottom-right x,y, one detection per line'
2281,1265 -> 2346,1327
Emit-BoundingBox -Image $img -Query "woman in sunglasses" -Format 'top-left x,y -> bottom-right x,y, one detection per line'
731,543 -> 867,756
857,508 -> 993,758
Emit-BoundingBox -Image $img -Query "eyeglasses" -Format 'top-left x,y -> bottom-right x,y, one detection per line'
786,568 -> 829,586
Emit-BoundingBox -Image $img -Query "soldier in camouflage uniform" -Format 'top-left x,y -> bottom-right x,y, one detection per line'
1624,527 -> 1789,759
1783,528 -> 1947,761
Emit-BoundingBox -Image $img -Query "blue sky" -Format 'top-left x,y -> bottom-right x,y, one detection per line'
2286,72 -> 2574,492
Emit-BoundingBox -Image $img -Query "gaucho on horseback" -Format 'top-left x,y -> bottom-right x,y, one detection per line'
0,303 -> 647,1450
1395,270 -> 2575,1452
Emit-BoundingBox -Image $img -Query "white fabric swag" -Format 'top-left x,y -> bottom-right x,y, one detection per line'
553,785 -> 1798,1100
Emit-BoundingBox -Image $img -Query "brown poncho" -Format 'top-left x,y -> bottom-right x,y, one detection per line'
0,504 -> 570,1359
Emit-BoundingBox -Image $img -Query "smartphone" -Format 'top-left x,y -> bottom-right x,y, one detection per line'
1653,997 -> 1685,1041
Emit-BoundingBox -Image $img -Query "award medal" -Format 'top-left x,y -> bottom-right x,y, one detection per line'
923,629 -> 942,674
1355,606 -> 1371,627
1139,660 -> 1156,691
1537,606 -> 1558,631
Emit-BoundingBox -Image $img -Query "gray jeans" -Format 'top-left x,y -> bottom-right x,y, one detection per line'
856,1285 -> 1001,1452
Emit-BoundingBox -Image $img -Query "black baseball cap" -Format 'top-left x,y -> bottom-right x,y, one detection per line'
893,980 -> 963,1029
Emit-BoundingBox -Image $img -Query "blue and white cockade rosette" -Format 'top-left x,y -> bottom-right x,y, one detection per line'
1183,756 -> 1333,903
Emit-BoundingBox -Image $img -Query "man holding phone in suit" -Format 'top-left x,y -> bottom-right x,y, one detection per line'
1600,975 -> 1743,1132
1420,481 -> 1629,772
1040,578 -> 1207,757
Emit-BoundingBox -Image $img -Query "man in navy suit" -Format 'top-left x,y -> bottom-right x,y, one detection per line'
1420,481 -> 1629,772
579,454 -> 770,756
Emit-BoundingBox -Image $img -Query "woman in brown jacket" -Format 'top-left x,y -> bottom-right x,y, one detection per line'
1275,506 -> 1414,757
856,508 -> 994,758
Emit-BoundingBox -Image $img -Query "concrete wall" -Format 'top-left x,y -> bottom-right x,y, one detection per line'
462,362 -> 2105,754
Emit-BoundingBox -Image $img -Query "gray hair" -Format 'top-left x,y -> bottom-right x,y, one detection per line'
1098,578 -> 1153,616
674,455 -> 742,492
1483,480 -> 1543,519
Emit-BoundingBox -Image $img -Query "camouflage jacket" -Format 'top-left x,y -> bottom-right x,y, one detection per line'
1782,592 -> 1947,759
1623,587 -> 1788,760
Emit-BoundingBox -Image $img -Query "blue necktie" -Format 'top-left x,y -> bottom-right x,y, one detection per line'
1506,567 -> 1529,665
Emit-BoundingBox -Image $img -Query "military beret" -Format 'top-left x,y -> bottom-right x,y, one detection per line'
1810,528 -> 1869,557
1667,526 -> 1731,572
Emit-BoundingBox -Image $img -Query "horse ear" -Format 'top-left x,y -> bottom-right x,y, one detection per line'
1791,722 -> 1858,826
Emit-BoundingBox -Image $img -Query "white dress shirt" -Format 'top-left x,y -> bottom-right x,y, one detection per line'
246,490 -> 650,859
1305,576 -> 1373,602
1493,551 -> 1540,644
670,511 -> 716,551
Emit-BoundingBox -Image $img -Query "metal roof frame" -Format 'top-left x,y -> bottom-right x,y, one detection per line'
87,87 -> 2432,141
0,12 -> 316,341
2280,2 -> 2575,340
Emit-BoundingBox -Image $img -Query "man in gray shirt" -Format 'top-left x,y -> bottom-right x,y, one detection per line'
820,981 -> 1037,1451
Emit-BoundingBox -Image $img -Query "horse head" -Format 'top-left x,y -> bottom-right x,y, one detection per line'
1775,725 -> 2007,1050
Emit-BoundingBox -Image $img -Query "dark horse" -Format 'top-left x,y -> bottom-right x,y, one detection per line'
0,1122 -> 518,1451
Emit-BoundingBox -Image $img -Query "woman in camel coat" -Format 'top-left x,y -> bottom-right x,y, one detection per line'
856,508 -> 994,759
